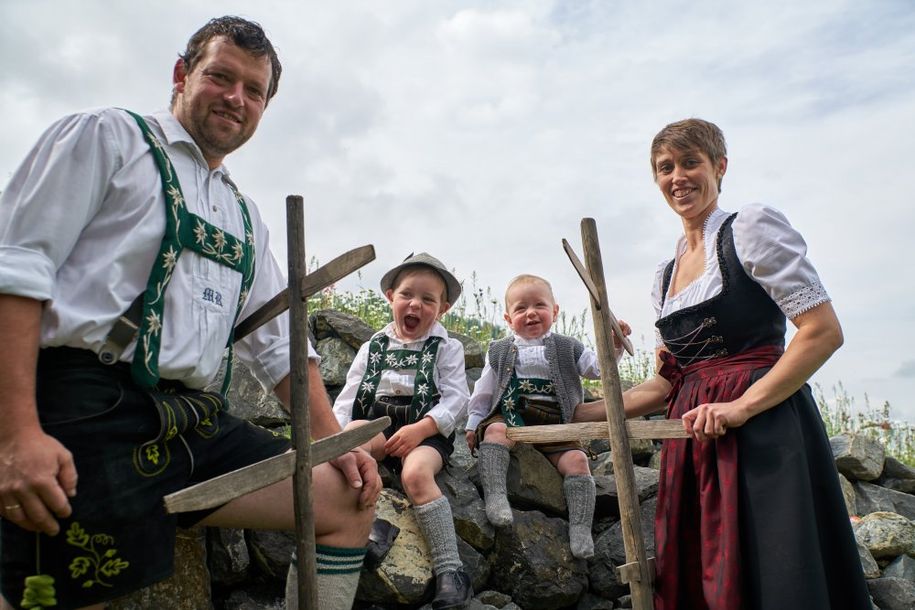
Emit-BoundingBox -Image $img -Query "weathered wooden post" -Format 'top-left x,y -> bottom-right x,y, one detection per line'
286,195 -> 317,608
577,217 -> 655,610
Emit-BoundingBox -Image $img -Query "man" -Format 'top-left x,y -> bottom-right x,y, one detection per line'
0,16 -> 380,610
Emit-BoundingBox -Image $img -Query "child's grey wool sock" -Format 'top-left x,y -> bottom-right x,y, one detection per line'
285,545 -> 367,610
479,441 -> 513,527
564,474 -> 596,559
413,496 -> 463,576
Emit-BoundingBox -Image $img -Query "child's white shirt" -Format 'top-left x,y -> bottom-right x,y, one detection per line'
464,331 -> 600,432
333,321 -> 469,436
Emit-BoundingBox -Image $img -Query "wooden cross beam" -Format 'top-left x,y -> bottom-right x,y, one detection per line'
162,417 -> 390,513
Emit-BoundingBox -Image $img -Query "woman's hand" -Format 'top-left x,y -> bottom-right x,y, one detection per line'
681,400 -> 751,442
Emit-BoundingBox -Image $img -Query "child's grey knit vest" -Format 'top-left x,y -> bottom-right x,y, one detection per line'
486,334 -> 586,424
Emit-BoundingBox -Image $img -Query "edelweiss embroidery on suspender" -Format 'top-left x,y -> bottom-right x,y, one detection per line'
498,375 -> 555,427
353,334 -> 443,421
123,110 -> 255,391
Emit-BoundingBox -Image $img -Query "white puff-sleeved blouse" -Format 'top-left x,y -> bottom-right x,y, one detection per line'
651,204 -> 830,346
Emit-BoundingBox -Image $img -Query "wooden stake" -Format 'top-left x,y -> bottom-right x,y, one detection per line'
287,195 -> 317,609
578,218 -> 654,609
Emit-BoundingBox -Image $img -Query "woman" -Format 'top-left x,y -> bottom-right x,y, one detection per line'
579,119 -> 870,609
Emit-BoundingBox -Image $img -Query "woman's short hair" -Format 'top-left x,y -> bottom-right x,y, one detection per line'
650,118 -> 727,191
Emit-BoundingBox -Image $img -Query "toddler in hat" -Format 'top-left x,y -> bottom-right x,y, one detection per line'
333,252 -> 473,609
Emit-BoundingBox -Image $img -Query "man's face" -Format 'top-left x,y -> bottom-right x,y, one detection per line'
172,37 -> 272,168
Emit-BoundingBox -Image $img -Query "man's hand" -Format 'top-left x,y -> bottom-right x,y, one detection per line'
384,418 -> 436,458
0,426 -> 77,535
329,447 -> 381,509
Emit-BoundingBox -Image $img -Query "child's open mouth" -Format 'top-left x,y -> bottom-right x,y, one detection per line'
403,314 -> 421,332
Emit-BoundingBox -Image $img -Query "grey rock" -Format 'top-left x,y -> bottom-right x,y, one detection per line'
648,450 -> 662,471
438,465 -> 494,551
315,336 -> 357,386
576,591 -> 615,609
587,439 -> 657,463
839,473 -> 858,516
475,589 -> 512,607
222,585 -> 284,609
878,457 -> 915,494
357,490 -> 434,605
883,554 -> 915,581
449,330 -> 485,369
247,529 -> 295,580
489,509 -> 589,609
207,527 -> 250,586
594,466 -> 660,520
855,481 -> 915,520
858,538 -> 882,579
506,443 -> 566,516
866,577 -> 915,610
459,537 -> 490,598
854,511 -> 915,559
222,358 -> 288,427
831,433 -> 885,481
589,498 -> 656,601
450,425 -> 477,474
110,527 -> 210,610
466,367 -> 483,393
311,308 -> 375,349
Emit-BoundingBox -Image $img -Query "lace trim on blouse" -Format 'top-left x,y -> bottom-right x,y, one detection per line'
777,281 -> 830,319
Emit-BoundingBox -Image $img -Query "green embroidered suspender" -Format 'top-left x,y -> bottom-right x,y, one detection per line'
352,334 -> 443,422
498,375 -> 555,427
124,110 -> 255,390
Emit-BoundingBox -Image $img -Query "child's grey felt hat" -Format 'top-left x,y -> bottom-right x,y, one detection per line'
379,252 -> 462,304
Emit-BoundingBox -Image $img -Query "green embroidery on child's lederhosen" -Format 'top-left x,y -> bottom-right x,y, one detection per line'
498,375 -> 555,427
123,111 -> 255,392
352,335 -> 443,423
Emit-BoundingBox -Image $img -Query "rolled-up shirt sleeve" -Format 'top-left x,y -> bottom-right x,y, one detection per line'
733,204 -> 830,320
0,112 -> 119,299
425,337 -> 470,437
332,340 -> 371,429
465,354 -> 497,432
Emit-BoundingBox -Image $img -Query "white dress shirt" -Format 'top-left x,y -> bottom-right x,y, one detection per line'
465,331 -> 601,432
0,107 -> 308,390
652,204 -> 830,346
333,321 -> 469,436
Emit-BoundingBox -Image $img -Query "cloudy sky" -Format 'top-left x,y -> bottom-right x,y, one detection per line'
3,0 -> 913,421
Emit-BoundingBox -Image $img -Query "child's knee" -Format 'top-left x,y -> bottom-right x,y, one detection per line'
399,464 -> 432,496
483,423 -> 512,446
559,450 -> 590,475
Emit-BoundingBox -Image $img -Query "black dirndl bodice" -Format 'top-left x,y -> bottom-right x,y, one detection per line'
655,213 -> 786,365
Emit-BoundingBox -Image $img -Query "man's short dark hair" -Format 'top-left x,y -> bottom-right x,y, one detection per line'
175,16 -> 281,105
